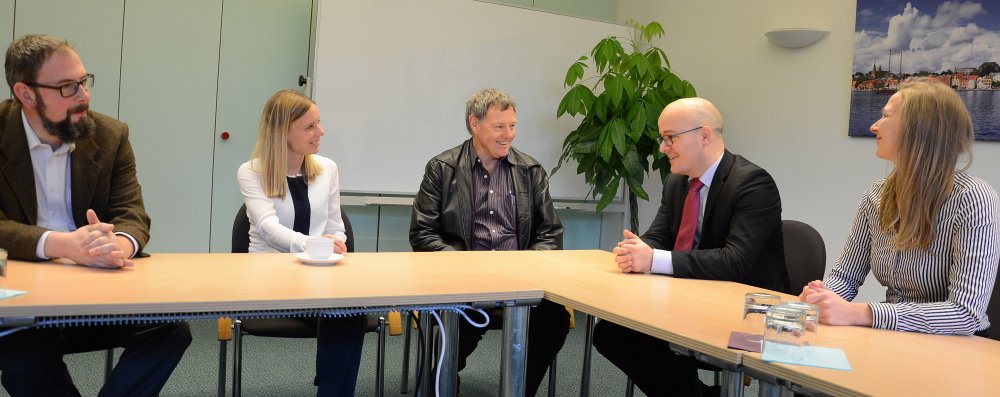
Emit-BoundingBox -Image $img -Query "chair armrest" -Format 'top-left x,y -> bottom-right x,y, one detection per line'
566,306 -> 575,329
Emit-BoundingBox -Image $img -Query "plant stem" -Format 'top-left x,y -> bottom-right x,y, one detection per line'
628,191 -> 639,235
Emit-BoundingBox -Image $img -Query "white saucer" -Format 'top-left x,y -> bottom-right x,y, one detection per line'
294,252 -> 344,265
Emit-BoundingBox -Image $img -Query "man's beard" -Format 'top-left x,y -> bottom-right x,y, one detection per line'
36,96 -> 96,144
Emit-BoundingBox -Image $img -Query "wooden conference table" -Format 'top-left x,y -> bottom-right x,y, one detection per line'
493,250 -> 1000,397
0,252 -> 544,397
3,250 -> 1000,396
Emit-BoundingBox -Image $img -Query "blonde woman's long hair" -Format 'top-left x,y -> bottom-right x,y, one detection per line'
879,78 -> 974,250
251,89 -> 322,198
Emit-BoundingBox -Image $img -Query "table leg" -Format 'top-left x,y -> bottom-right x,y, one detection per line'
501,305 -> 529,397
232,319 -> 243,397
439,310 -> 460,396
417,313 -> 434,397
720,369 -> 745,397
580,314 -> 596,397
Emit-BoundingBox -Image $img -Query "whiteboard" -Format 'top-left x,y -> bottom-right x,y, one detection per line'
313,0 -> 628,198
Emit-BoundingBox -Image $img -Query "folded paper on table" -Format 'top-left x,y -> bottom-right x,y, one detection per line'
762,343 -> 852,371
0,290 -> 27,300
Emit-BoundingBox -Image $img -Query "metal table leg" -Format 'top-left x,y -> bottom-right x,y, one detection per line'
401,312 -> 412,394
580,314 -> 596,397
720,369 -> 745,397
417,313 -> 435,397
439,310 -> 460,396
500,305 -> 529,397
231,319 -> 243,397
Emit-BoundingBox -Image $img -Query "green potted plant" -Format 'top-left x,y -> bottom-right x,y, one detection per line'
555,20 -> 696,233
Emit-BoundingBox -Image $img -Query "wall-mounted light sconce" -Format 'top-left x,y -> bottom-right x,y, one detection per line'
765,28 -> 830,49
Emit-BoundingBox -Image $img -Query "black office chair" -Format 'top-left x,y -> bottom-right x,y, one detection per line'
986,260 -> 1000,341
781,219 -> 827,290
218,204 -> 388,397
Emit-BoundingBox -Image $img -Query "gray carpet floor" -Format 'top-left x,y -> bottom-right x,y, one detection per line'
2,313 -> 761,396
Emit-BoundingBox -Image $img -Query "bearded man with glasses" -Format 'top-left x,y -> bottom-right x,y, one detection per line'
0,34 -> 191,397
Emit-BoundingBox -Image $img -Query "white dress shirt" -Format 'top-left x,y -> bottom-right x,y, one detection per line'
23,111 -> 138,259
650,153 -> 723,275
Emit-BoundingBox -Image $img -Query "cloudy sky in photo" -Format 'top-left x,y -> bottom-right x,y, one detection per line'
854,0 -> 999,74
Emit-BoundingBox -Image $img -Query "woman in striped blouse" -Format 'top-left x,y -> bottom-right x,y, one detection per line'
800,78 -> 999,335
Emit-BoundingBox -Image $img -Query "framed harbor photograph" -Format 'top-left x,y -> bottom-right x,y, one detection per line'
850,0 -> 1000,140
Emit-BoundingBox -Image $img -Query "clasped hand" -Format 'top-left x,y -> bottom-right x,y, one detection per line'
799,280 -> 873,326
612,229 -> 653,273
52,209 -> 134,268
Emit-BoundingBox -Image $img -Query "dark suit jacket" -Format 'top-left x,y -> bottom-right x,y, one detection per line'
0,99 -> 150,261
643,150 -> 789,292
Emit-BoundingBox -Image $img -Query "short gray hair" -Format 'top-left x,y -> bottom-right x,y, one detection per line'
465,88 -> 516,134
5,34 -> 74,100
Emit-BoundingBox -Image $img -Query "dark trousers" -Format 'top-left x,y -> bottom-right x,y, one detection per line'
0,322 -> 192,397
457,299 -> 570,397
309,315 -> 367,397
594,320 -> 707,397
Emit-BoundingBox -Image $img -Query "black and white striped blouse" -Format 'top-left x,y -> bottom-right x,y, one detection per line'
826,171 -> 1000,335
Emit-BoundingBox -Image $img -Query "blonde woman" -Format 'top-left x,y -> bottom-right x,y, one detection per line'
800,78 -> 999,335
237,89 -> 363,396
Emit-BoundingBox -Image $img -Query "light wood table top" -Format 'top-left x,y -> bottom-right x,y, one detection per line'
5,249 -> 1000,396
0,252 -> 543,317
487,250 -> 751,365
741,318 -> 1000,397
487,250 -> 1000,396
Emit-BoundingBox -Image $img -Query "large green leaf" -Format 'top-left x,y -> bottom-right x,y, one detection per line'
650,47 -> 670,70
628,52 -> 650,79
608,118 -> 629,156
596,176 -> 620,211
592,97 -> 608,124
642,22 -> 665,42
605,74 -> 622,107
598,126 -> 614,162
620,75 -> 637,102
628,102 -> 646,141
573,139 -> 598,154
557,84 -> 596,118
682,81 -> 697,97
564,62 -> 585,87
556,87 -> 577,117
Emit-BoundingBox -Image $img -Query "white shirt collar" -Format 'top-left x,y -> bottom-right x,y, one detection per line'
693,152 -> 724,188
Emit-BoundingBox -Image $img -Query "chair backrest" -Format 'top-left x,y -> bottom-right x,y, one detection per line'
781,219 -> 826,292
987,261 -> 1000,341
232,204 -> 251,253
231,204 -> 354,253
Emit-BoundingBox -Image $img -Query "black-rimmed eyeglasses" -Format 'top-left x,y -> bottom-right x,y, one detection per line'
26,74 -> 94,98
657,125 -> 704,146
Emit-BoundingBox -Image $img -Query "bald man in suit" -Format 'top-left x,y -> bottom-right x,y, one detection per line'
594,98 -> 787,396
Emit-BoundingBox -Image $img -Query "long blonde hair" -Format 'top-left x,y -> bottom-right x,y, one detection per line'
879,78 -> 973,250
251,89 -> 322,198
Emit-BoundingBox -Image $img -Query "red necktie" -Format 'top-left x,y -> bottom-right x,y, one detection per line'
674,178 -> 704,251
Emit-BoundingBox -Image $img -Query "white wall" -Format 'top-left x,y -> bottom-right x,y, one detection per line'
616,0 -> 1000,302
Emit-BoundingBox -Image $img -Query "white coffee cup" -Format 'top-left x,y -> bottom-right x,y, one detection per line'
305,238 -> 334,259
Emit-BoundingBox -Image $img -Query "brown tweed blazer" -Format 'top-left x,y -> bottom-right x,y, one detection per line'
0,99 -> 150,261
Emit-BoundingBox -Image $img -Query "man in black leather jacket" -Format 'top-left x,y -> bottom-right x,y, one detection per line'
410,88 -> 568,396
